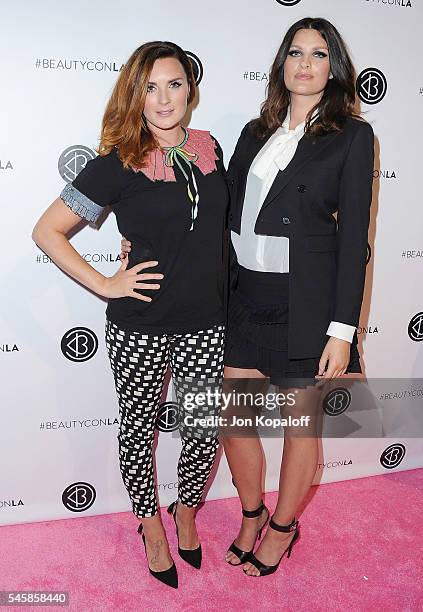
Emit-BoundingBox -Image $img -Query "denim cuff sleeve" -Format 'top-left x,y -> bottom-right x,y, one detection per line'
60,183 -> 104,224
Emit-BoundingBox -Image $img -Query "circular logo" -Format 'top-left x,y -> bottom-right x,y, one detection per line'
366,243 -> 372,265
185,51 -> 203,85
61,327 -> 98,362
276,0 -> 302,5
356,68 -> 387,105
408,312 -> 423,342
58,145 -> 96,182
323,388 -> 352,416
155,402 -> 180,432
380,444 -> 406,469
62,482 -> 96,512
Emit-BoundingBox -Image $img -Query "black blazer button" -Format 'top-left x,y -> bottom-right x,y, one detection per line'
297,184 -> 307,193
229,213 -> 233,220
282,217 -> 290,224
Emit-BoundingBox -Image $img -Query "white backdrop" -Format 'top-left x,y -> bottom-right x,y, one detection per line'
1,0 -> 422,525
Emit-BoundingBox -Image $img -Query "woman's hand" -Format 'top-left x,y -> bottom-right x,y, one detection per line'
120,236 -> 132,260
315,337 -> 351,379
99,256 -> 163,302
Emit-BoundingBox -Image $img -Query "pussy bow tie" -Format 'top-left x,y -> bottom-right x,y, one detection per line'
162,129 -> 199,179
162,129 -> 200,231
251,129 -> 302,180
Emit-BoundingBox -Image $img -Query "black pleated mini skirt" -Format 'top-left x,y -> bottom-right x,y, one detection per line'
224,265 -> 361,387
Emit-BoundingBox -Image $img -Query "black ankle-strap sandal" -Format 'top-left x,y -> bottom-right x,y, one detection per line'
243,516 -> 300,577
226,501 -> 270,566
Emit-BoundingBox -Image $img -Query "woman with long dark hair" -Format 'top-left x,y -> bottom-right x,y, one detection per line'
32,41 -> 229,589
222,17 -> 374,576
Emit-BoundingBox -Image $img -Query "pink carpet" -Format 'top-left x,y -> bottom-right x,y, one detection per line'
1,469 -> 422,611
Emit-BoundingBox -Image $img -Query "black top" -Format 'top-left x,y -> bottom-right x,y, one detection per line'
64,130 -> 229,334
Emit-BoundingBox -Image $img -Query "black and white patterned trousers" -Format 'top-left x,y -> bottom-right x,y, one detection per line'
105,319 -> 225,518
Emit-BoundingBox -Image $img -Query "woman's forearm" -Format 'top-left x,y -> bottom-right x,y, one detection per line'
32,227 -> 107,296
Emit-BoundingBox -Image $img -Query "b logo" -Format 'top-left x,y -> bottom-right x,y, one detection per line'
61,327 -> 98,362
408,312 -> 423,342
356,68 -> 387,105
323,388 -> 352,416
62,482 -> 96,512
58,145 -> 96,182
276,0 -> 302,5
380,444 -> 406,469
155,402 -> 180,432
185,51 -> 203,85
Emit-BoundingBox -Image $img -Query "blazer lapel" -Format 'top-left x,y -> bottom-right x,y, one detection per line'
231,130 -> 273,231
240,130 -> 273,177
260,129 -> 340,211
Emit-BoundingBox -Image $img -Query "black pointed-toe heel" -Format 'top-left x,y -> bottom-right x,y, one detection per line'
137,523 -> 178,589
243,516 -> 300,577
226,501 -> 270,566
167,500 -> 202,569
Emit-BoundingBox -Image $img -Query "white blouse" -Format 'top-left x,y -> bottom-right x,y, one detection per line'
231,108 -> 355,344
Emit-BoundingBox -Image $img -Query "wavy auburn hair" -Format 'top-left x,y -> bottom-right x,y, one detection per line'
251,17 -> 360,139
98,41 -> 196,168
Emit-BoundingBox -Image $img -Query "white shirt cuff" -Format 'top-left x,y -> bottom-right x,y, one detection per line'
326,321 -> 356,343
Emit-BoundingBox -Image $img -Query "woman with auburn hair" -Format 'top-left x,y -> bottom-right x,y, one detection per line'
32,41 -> 229,589
222,17 -> 374,576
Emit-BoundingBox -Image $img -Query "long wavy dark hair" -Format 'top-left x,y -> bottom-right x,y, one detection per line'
251,17 -> 360,139
98,41 -> 196,168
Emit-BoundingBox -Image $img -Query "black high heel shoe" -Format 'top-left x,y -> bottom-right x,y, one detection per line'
167,500 -> 202,569
137,523 -> 178,589
243,516 -> 300,577
226,501 -> 270,566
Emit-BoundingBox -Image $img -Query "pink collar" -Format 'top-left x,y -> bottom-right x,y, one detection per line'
131,128 -> 219,182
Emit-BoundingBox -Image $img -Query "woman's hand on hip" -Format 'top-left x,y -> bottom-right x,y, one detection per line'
316,337 -> 351,379
120,236 -> 132,260
99,256 -> 163,302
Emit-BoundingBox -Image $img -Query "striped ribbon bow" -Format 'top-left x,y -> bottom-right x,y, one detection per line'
162,128 -> 200,231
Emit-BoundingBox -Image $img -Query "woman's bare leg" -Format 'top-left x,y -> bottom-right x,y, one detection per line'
223,365 -> 269,564
244,386 -> 321,575
140,515 -> 174,571
174,502 -> 200,550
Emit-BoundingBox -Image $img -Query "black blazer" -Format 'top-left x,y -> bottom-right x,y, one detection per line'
226,116 -> 374,359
